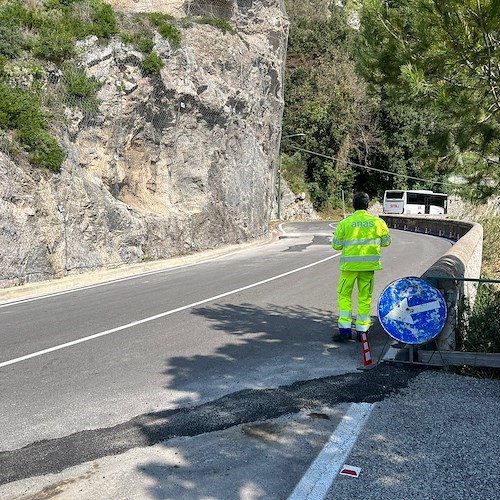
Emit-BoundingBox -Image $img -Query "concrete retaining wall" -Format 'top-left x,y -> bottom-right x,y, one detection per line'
380,215 -> 483,351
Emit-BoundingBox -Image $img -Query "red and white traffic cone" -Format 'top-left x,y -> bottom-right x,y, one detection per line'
359,331 -> 375,370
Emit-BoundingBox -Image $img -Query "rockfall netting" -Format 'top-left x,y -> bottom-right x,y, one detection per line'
0,0 -> 289,286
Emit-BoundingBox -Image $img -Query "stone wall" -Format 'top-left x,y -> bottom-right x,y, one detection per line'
381,215 -> 483,351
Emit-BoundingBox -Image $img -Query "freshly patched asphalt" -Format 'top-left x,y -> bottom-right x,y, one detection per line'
0,363 -> 425,486
2,367 -> 499,500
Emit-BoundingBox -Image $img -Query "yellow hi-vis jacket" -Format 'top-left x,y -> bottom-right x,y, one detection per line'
332,210 -> 391,271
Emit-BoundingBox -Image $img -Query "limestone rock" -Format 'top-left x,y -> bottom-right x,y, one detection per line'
0,0 -> 289,287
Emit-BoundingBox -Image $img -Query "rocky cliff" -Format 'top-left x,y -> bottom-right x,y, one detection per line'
0,0 -> 289,287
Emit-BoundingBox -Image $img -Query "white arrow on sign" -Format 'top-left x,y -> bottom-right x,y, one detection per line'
383,297 -> 441,325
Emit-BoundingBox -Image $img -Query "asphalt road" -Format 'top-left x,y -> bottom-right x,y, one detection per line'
0,221 -> 457,494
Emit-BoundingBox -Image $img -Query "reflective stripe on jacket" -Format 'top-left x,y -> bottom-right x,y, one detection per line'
332,210 -> 391,271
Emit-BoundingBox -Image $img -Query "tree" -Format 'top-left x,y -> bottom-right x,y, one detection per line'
282,1 -> 379,210
358,0 -> 500,197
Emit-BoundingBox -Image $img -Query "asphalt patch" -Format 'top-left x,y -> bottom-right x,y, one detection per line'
0,363 -> 429,486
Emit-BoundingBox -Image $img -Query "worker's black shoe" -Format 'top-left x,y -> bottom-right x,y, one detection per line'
332,328 -> 352,342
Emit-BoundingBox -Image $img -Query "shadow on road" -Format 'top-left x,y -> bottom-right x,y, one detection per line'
131,302 -> 394,499
160,302 -> 341,408
0,304 -> 395,493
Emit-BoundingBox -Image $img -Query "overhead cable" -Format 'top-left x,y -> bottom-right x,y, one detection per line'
287,144 -> 452,187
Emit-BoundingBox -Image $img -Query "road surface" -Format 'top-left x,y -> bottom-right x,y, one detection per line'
0,221 -> 456,494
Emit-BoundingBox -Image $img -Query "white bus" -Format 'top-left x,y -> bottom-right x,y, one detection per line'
383,190 -> 448,215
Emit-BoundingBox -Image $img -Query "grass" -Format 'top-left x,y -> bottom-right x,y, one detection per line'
477,215 -> 500,283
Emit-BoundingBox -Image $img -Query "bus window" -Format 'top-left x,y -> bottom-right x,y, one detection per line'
430,195 -> 446,208
385,191 -> 404,199
407,192 -> 427,205
383,190 -> 405,214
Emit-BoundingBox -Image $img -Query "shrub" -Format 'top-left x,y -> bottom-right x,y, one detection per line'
27,130 -> 65,171
281,152 -> 309,194
120,26 -> 154,54
62,64 -> 99,97
456,282 -> 500,378
62,64 -> 101,111
135,35 -> 155,54
157,21 -> 181,47
477,216 -> 500,281
0,24 -> 25,59
143,51 -> 164,75
2,61 -> 45,90
45,0 -> 79,9
148,12 -> 174,24
0,1 -> 31,28
90,1 -> 117,38
194,17 -> 236,34
0,84 -> 42,130
147,13 -> 181,47
0,82 -> 64,171
33,28 -> 75,63
458,283 -> 500,354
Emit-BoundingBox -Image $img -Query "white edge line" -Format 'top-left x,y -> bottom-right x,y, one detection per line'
0,252 -> 240,309
287,402 -> 374,500
0,254 -> 340,369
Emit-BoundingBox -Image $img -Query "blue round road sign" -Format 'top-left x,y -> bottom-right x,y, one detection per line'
378,277 -> 447,345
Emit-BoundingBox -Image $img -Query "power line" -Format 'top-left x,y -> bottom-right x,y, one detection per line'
287,144 -> 452,188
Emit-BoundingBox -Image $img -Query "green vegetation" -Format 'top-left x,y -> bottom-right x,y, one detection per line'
0,0 -> 189,171
454,214 -> 500,375
357,0 -> 500,199
33,28 -> 76,64
142,51 -> 164,75
0,0 -> 243,173
148,12 -> 175,23
90,1 -> 118,38
0,0 -> 120,171
0,82 -> 64,170
62,64 -> 101,110
148,12 -> 182,47
282,0 -> 500,210
457,282 -> 500,378
459,284 -> 500,354
280,152 -> 309,195
282,3 -> 376,211
194,17 -> 236,34
0,24 -> 25,59
119,23 -> 155,54
119,12 -> 182,54
282,1 -> 499,368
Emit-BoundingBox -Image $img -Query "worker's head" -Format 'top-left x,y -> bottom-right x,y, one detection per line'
353,192 -> 369,211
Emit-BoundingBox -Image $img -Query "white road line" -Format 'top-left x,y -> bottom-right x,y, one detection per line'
0,254 -> 340,369
0,252 -> 239,309
288,402 -> 374,500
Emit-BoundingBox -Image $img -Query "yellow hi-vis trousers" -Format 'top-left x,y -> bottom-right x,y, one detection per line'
337,270 -> 374,335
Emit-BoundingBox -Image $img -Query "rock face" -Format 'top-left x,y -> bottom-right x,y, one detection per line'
271,180 -> 319,221
0,0 -> 289,287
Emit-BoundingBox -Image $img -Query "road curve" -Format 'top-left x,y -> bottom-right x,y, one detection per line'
0,222 -> 452,463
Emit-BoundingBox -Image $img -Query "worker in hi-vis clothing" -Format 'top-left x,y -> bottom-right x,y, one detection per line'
331,192 -> 391,341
